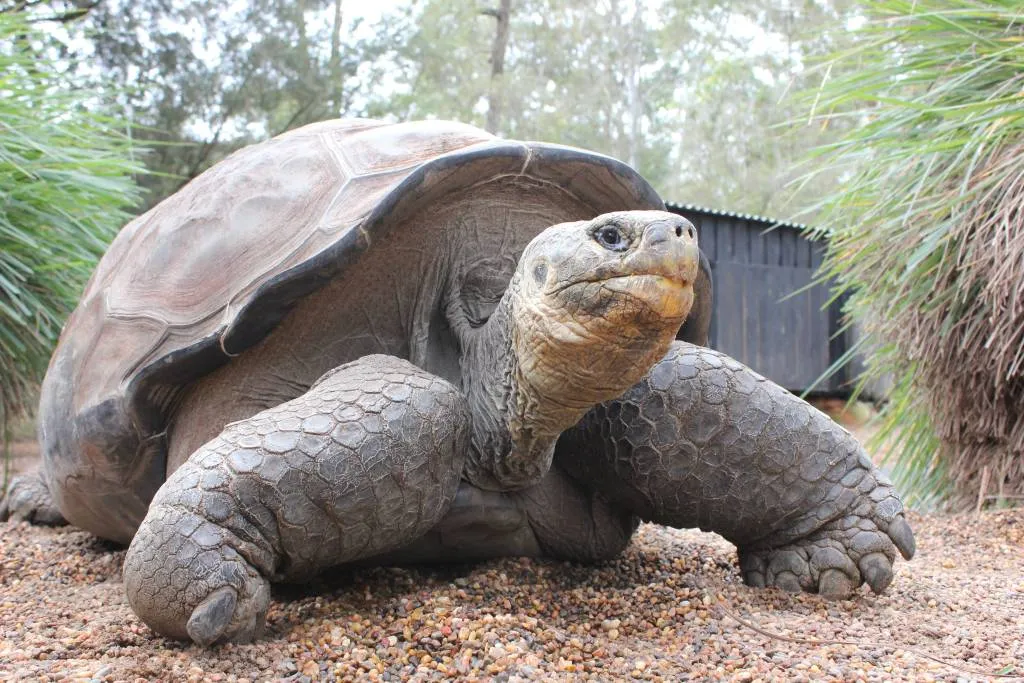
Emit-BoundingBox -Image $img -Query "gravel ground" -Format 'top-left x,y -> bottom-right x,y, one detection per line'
2,411 -> 1023,682
1,505 -> 1021,681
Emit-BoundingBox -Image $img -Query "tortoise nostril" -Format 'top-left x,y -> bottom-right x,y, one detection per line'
674,225 -> 683,238
687,226 -> 695,240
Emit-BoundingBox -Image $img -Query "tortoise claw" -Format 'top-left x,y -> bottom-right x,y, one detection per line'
187,587 -> 239,647
888,516 -> 916,560
859,552 -> 895,594
774,571 -> 803,593
818,568 -> 854,599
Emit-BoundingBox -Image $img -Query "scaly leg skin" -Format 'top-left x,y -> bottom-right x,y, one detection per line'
122,355 -> 469,645
557,341 -> 916,599
0,469 -> 66,526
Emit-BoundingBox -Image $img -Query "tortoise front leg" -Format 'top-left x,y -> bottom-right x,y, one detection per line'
557,341 -> 915,598
123,355 -> 468,645
0,469 -> 65,525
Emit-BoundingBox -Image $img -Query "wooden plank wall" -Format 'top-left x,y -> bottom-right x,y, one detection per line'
668,205 -> 849,395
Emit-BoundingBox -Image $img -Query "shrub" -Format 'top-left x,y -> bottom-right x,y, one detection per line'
0,13 -> 144,447
806,0 -> 1024,507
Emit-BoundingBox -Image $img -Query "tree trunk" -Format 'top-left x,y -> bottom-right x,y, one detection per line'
626,2 -> 642,168
328,0 -> 344,114
483,0 -> 512,135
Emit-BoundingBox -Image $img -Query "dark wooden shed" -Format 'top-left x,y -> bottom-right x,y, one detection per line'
666,203 -> 849,396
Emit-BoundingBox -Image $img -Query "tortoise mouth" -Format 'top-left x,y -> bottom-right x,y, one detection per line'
596,273 -> 692,314
551,269 -> 694,297
550,269 -> 693,295
552,272 -> 695,324
597,273 -> 690,288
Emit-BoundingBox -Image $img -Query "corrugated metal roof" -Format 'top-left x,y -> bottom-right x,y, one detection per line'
666,201 -> 809,231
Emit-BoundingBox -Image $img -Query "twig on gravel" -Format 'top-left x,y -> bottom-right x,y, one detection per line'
714,601 -> 1023,680
977,466 -> 992,516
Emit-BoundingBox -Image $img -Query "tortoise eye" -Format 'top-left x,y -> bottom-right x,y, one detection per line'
595,225 -> 628,251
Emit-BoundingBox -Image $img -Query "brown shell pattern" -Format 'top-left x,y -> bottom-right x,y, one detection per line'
61,119 -> 497,416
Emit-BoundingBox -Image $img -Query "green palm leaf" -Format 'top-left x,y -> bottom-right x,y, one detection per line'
805,0 -> 1024,508
0,13 -> 145,475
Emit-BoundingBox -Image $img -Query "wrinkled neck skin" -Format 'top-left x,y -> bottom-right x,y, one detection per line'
460,271 -> 681,491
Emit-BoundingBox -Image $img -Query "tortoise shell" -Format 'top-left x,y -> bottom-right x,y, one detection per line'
38,119 -> 668,542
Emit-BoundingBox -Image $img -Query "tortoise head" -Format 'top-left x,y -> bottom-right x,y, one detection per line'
461,209 -> 701,490
509,210 -> 699,411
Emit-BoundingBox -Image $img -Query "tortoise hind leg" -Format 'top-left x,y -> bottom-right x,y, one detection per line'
557,341 -> 915,598
370,470 -> 638,565
512,469 -> 639,562
123,355 -> 469,645
0,469 -> 65,525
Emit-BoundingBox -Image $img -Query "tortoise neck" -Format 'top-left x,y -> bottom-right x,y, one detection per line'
460,275 -> 579,491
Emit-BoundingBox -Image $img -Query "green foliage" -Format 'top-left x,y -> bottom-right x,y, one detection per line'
0,13 -> 144,432
19,0 -> 859,216
377,0 -> 856,216
804,0 -> 1024,507
56,0 -> 390,206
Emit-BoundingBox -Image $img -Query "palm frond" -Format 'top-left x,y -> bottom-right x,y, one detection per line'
0,13 -> 145,458
804,0 -> 1024,508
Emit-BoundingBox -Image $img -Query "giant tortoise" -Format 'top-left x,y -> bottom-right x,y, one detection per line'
1,119 -> 915,645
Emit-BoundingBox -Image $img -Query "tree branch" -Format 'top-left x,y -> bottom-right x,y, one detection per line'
26,1 -> 98,23
271,97 -> 319,139
483,0 -> 511,134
